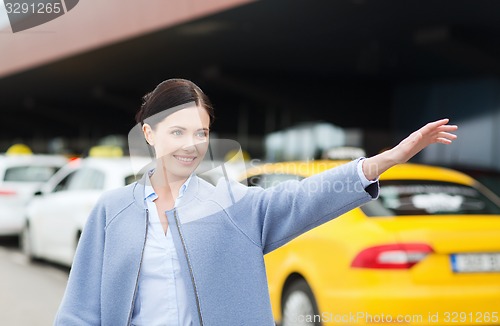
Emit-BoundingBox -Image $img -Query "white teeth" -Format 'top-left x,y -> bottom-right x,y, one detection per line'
175,156 -> 195,162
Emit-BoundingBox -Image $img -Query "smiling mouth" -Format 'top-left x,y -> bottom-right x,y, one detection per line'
174,155 -> 196,162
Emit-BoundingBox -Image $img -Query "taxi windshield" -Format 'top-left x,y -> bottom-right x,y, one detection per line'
3,166 -> 59,182
361,180 -> 500,216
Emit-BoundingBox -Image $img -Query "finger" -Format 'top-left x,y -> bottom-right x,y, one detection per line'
436,137 -> 454,145
428,118 -> 450,128
421,119 -> 450,133
437,124 -> 458,132
437,131 -> 458,140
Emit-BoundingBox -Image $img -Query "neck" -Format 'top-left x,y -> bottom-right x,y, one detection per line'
150,159 -> 188,198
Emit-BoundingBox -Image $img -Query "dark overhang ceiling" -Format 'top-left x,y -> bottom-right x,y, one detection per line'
1,0 -> 500,139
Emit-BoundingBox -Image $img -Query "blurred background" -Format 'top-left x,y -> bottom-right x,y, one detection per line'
1,0 -> 499,171
1,0 -> 500,325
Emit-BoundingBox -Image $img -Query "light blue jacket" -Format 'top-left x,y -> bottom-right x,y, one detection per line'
54,159 -> 378,325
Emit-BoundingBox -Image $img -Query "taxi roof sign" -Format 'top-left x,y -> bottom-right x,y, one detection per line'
89,145 -> 123,158
6,143 -> 33,155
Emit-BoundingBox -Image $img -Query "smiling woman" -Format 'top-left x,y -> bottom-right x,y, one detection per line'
141,106 -> 210,182
136,80 -> 214,185
54,78 -> 458,326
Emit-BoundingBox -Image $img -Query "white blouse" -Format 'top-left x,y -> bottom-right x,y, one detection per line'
131,175 -> 193,326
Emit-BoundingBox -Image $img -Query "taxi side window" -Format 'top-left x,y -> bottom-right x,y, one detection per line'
247,174 -> 303,189
125,173 -> 143,185
67,168 -> 105,190
246,174 -> 262,187
53,171 -> 76,193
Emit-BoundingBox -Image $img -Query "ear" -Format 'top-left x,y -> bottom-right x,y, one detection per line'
142,123 -> 155,146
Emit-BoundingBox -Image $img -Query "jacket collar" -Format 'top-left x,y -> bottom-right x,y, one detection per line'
132,171 -> 200,211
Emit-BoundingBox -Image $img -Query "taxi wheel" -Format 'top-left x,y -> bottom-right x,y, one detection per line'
281,279 -> 321,326
21,224 -> 36,262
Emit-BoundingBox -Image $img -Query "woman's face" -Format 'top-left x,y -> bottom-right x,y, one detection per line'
143,105 -> 210,181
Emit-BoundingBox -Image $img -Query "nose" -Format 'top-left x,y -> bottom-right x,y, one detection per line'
181,136 -> 201,151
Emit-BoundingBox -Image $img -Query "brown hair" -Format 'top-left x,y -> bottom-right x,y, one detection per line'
135,79 -> 215,128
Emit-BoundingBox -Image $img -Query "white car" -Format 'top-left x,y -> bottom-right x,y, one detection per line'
0,154 -> 68,236
22,156 -> 151,267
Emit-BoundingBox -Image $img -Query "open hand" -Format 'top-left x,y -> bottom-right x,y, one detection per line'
362,119 -> 458,181
392,118 -> 458,164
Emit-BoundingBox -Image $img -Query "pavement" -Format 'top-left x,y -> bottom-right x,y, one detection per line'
0,237 -> 68,326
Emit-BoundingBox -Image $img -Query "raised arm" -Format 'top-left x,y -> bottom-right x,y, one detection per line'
362,118 -> 458,181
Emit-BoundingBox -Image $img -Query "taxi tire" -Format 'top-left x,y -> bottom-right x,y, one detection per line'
281,279 -> 321,326
21,224 -> 37,262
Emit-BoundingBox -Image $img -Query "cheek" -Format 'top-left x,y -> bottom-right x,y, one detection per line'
154,139 -> 180,156
197,140 -> 209,155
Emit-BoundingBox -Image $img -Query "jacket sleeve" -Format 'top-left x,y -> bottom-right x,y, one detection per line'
232,159 -> 379,254
53,200 -> 106,325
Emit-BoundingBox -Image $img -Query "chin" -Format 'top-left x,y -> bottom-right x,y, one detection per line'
173,164 -> 198,178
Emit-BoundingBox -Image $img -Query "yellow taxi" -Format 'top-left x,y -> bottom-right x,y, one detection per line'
244,160 -> 500,326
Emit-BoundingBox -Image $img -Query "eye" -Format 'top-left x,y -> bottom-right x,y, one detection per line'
171,130 -> 183,136
196,130 -> 208,138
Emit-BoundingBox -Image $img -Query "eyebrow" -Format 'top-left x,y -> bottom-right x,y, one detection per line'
168,126 -> 209,131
